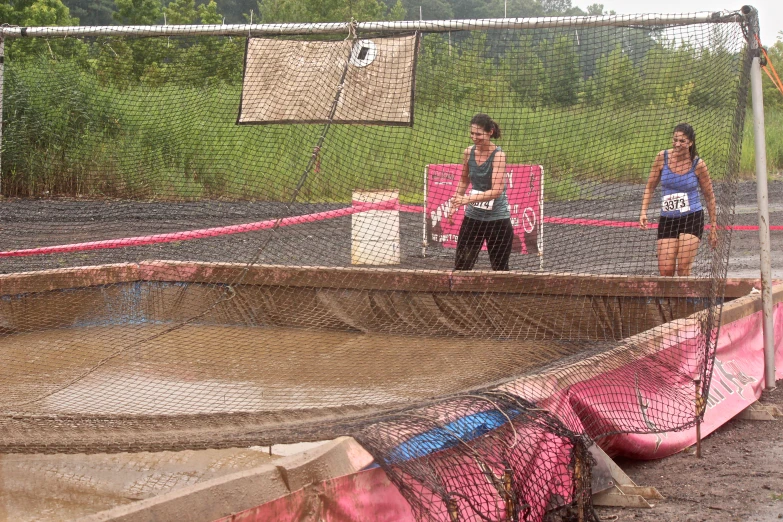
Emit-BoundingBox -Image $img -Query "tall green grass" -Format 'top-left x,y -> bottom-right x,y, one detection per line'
739,105 -> 783,178
3,59 -> 780,202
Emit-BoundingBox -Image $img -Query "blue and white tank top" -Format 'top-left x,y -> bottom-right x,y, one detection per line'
660,150 -> 703,218
464,146 -> 511,222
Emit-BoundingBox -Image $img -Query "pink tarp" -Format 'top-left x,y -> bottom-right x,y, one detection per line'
381,425 -> 578,522
426,164 -> 542,254
594,300 -> 783,458
517,300 -> 783,459
215,429 -> 577,522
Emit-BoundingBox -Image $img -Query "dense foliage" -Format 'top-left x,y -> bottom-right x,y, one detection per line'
1,0 -> 612,25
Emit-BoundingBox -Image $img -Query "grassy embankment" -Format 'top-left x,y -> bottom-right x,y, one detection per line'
4,62 -> 782,201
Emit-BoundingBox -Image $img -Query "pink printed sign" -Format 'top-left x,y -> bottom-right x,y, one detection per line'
426,164 -> 543,254
532,298 -> 783,460
592,300 -> 783,459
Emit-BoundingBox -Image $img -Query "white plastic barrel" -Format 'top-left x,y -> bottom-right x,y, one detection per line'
351,190 -> 400,265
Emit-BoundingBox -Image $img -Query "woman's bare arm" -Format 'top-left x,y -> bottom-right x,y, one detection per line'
639,151 -> 664,229
447,148 -> 472,221
454,147 -> 471,198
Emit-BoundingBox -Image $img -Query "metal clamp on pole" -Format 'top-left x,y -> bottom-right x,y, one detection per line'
742,5 -> 776,392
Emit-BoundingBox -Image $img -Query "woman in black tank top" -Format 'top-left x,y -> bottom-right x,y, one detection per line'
447,114 -> 515,271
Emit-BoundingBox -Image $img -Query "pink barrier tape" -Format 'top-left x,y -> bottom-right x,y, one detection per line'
402,207 -> 781,232
397,204 -> 425,213
544,217 -> 640,228
392,208 -> 781,232
1,200 -> 776,258
544,216 -> 783,231
0,200 -> 399,258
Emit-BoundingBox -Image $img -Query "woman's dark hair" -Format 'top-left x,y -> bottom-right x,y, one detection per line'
673,122 -> 697,159
471,113 -> 501,139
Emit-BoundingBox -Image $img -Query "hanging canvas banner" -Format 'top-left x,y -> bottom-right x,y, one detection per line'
238,35 -> 418,125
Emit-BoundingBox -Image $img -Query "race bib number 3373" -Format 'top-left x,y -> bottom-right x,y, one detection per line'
662,192 -> 690,213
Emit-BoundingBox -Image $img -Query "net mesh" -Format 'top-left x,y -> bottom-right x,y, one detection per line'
352,391 -> 597,522
0,12 -> 753,521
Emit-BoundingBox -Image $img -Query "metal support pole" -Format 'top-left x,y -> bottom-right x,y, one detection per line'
422,166 -> 428,258
694,378 -> 702,458
744,5 -> 776,391
0,36 -> 4,196
0,12 -> 745,39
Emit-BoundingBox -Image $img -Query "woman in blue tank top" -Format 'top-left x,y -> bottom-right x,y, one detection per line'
639,123 -> 718,276
447,114 -> 514,270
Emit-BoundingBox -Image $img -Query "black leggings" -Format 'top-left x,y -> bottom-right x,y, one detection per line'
455,216 -> 515,271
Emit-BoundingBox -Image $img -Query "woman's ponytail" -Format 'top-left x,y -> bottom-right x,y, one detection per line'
471,113 -> 501,139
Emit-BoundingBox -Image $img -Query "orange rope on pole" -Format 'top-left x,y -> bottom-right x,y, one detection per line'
755,35 -> 783,98
762,67 -> 783,95
761,56 -> 783,94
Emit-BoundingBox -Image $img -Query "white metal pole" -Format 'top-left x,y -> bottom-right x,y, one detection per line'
745,6 -> 776,391
0,12 -> 745,38
539,166 -> 544,270
422,166 -> 428,258
0,37 -> 4,196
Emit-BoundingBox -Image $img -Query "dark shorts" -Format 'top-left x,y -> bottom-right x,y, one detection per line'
657,210 -> 704,240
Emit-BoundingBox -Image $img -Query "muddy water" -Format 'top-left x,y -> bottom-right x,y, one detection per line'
2,324 -> 582,415
0,323 -> 583,520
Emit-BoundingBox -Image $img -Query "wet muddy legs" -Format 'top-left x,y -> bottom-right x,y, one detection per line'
657,234 -> 700,276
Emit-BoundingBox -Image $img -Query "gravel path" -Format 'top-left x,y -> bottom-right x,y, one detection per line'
1,180 -> 780,279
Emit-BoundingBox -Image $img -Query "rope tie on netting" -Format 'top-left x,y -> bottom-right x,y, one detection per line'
345,18 -> 358,41
105,41 -> 120,58
0,22 -> 19,40
461,393 -> 523,449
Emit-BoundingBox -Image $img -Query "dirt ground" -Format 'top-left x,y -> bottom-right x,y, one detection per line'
596,385 -> 783,522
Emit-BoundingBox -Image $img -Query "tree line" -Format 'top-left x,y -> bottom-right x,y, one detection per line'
1,0 -> 779,115
0,0 -> 611,27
